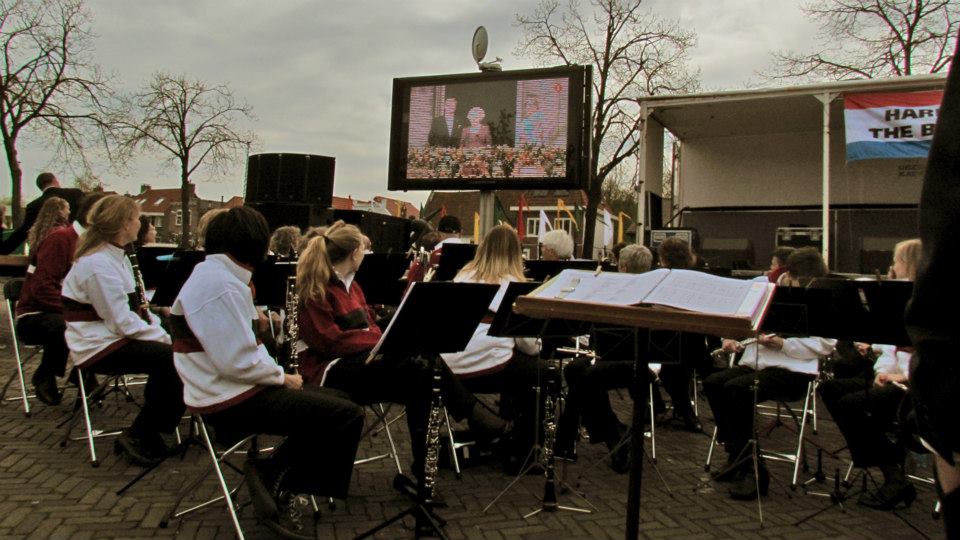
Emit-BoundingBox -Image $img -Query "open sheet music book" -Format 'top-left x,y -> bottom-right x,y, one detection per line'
531,268 -> 776,331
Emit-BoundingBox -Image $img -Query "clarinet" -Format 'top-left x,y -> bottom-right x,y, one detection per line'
421,364 -> 444,503
125,245 -> 151,323
283,275 -> 301,374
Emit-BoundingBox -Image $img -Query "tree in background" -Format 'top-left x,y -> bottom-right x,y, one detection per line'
515,0 -> 698,256
0,0 -> 112,226
767,0 -> 958,80
114,73 -> 254,247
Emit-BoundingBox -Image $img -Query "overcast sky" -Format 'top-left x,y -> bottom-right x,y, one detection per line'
3,0 -> 817,207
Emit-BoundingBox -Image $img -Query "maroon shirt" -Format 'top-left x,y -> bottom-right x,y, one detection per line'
16,225 -> 78,316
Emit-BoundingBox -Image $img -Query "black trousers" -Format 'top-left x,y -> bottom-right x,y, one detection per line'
86,340 -> 185,436
652,332 -> 710,419
16,312 -> 69,379
323,354 -> 478,473
204,386 -> 363,499
558,358 -> 638,448
703,365 -> 813,457
819,377 -> 907,468
460,353 -> 556,457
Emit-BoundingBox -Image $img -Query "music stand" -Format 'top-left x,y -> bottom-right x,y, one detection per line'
484,281 -> 595,517
432,243 -> 477,281
355,282 -> 498,540
150,251 -> 206,307
251,256 -> 297,308
136,245 -> 178,290
354,252 -> 409,306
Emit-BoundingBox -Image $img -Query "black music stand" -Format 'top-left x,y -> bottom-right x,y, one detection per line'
150,251 -> 206,307
355,282 -> 498,540
354,252 -> 409,306
251,256 -> 297,308
432,243 -> 477,281
484,281 -> 595,517
136,245 -> 178,290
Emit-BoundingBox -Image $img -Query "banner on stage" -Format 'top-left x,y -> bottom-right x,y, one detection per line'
844,91 -> 942,161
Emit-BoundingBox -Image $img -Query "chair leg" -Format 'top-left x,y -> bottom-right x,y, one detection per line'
77,368 -> 100,467
376,403 -> 403,475
198,417 -> 245,540
705,426 -> 718,472
4,302 -> 31,417
811,380 -> 819,435
443,406 -> 462,479
791,382 -> 814,487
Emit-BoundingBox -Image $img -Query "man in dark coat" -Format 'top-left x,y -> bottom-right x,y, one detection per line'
1,172 -> 83,254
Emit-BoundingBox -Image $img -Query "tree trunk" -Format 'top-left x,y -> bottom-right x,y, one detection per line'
581,175 -> 602,258
4,137 -> 23,227
180,165 -> 191,248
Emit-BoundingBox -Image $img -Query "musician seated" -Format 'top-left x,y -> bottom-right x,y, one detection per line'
540,229 -> 573,261
704,247 -> 836,500
61,195 -> 186,467
654,237 -> 710,432
295,220 -> 507,482
556,244 -> 653,472
818,238 -> 922,510
14,195 -> 75,405
440,225 -> 550,472
171,208 -> 362,535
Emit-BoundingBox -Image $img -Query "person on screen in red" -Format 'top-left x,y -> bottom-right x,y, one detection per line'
460,106 -> 493,148
428,97 -> 463,148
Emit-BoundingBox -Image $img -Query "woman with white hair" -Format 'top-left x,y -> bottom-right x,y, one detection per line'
541,229 -> 574,260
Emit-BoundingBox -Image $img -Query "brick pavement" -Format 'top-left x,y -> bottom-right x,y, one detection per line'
0,284 -> 945,540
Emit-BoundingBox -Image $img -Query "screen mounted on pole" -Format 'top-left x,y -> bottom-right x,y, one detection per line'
388,65 -> 592,191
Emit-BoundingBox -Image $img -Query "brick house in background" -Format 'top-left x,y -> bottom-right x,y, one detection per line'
423,190 -> 620,259
132,184 -> 223,244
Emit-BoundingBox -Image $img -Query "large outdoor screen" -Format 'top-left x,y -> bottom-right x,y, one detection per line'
388,66 -> 591,191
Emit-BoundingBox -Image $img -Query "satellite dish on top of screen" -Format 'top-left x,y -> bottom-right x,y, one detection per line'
472,26 -> 502,72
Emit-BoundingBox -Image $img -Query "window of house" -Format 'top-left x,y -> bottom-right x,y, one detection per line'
175,210 -> 182,226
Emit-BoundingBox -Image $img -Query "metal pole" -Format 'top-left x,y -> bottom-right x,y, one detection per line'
816,93 -> 835,268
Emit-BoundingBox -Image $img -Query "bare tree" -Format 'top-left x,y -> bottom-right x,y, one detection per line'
115,73 -> 254,247
768,0 -> 958,81
516,0 -> 698,255
0,0 -> 112,226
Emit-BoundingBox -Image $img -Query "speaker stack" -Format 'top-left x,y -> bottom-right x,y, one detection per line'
244,153 -> 335,230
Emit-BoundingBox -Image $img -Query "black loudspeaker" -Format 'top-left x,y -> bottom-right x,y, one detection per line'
245,153 -> 335,207
328,209 -> 412,254
700,237 -> 754,270
246,202 -> 324,232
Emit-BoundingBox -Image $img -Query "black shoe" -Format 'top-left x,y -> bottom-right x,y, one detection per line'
858,478 -> 917,510
261,492 -> 315,540
245,459 -> 280,520
607,440 -> 631,475
31,372 -> 62,406
467,404 -> 507,445
113,431 -> 164,467
676,413 -> 703,433
711,459 -> 746,483
728,463 -> 769,501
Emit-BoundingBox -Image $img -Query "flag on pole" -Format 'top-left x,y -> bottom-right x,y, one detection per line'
517,194 -> 527,240
603,209 -> 614,247
557,198 -> 579,230
538,209 -> 552,242
617,211 -> 632,244
473,212 -> 480,243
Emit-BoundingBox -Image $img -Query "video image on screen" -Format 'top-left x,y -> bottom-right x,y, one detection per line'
405,77 -> 569,180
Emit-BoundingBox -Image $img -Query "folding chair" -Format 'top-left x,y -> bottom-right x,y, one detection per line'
58,366 -> 126,467
162,415 -> 255,539
2,278 -> 39,416
759,378 -> 818,487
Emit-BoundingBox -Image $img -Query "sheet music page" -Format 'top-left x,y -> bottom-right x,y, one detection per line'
532,268 -> 671,306
642,269 -> 769,317
365,281 -> 415,362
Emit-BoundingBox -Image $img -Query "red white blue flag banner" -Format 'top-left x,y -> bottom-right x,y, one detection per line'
844,91 -> 942,161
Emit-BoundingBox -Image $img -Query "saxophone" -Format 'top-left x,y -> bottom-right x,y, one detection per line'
283,275 -> 301,374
